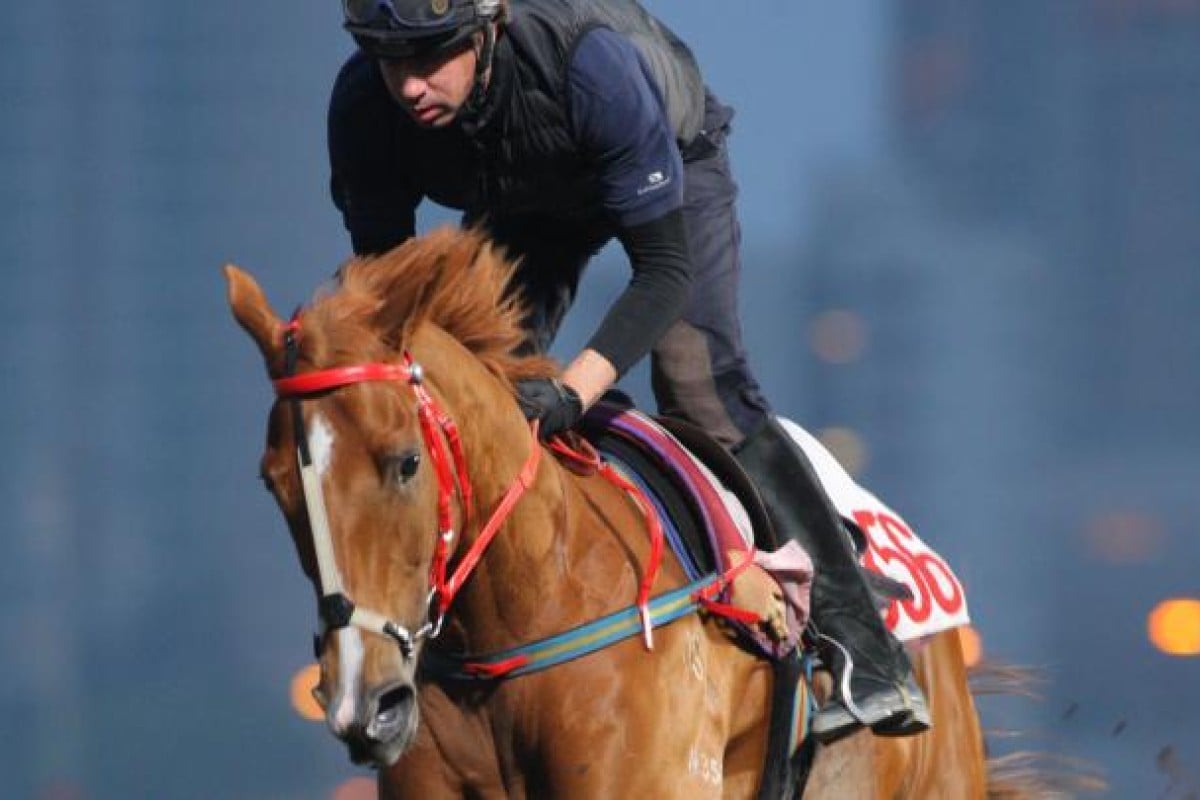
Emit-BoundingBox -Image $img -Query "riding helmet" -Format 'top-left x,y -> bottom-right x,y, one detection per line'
343,0 -> 506,59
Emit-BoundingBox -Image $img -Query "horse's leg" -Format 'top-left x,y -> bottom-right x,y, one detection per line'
666,622 -> 778,800
506,619 -> 767,799
805,731 -> 881,797
714,625 -> 774,800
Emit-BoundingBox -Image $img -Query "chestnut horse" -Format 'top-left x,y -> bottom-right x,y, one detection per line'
227,227 -> 1008,798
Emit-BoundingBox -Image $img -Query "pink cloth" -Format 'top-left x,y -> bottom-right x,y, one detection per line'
754,540 -> 814,641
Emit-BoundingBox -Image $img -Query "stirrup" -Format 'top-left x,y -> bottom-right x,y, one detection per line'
811,691 -> 928,742
810,683 -> 930,743
810,634 -> 931,744
871,689 -> 931,736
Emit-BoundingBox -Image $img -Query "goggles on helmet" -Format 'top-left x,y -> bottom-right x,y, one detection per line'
343,0 -> 483,60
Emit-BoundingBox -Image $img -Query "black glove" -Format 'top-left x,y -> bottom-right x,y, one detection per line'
515,378 -> 584,440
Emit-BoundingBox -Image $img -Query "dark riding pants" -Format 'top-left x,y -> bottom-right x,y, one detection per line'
484,101 -> 771,449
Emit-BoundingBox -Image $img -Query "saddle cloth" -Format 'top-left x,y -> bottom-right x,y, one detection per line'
777,419 -> 971,641
581,402 -> 969,644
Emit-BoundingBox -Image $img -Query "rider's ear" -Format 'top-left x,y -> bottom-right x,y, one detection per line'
225,264 -> 283,362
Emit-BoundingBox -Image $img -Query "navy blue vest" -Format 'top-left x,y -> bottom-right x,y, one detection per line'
329,0 -> 706,238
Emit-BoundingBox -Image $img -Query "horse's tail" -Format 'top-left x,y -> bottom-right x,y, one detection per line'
985,751 -> 1106,799
969,661 -> 1108,799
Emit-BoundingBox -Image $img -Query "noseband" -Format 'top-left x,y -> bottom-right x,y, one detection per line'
273,318 -> 542,660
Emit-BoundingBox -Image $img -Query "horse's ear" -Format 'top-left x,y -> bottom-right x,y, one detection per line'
225,264 -> 282,360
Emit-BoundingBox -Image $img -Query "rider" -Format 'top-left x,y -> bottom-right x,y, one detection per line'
328,0 -> 929,743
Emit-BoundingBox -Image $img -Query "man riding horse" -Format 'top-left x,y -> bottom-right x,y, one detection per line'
327,0 -> 928,743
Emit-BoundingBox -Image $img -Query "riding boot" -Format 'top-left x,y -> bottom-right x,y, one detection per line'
734,417 -> 931,744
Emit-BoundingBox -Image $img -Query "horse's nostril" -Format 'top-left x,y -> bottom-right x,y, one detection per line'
376,684 -> 414,722
338,684 -> 419,766
369,684 -> 415,739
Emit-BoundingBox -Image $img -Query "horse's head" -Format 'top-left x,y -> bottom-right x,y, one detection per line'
225,229 -> 554,766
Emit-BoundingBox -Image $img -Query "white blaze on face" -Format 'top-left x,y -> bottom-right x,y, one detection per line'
306,412 -> 366,734
309,412 -> 335,476
329,627 -> 366,734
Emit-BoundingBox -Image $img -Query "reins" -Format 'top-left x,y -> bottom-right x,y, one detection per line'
546,436 -> 665,647
273,315 -> 667,664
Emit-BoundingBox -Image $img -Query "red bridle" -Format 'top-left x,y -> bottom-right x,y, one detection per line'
273,319 -> 542,657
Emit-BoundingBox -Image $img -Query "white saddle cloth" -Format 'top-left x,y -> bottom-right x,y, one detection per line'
779,419 -> 971,642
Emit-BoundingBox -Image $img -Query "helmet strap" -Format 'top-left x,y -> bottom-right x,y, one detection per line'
462,23 -> 496,117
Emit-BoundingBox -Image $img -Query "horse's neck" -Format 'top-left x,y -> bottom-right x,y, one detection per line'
411,329 -> 676,655
411,330 -> 569,649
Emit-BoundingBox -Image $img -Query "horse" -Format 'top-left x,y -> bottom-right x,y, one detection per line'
226,226 -> 1031,798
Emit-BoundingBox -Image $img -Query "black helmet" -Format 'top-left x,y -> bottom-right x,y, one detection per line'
343,0 -> 503,59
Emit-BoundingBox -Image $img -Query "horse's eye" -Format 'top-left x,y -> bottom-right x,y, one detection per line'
385,450 -> 421,485
399,452 -> 420,481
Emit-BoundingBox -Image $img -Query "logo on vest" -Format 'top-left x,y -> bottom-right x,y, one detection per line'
637,170 -> 671,196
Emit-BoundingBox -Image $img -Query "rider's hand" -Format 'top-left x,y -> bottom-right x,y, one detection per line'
515,378 -> 584,440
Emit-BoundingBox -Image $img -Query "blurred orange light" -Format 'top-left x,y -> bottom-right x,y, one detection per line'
37,781 -> 84,800
1147,599 -> 1200,656
809,310 -> 868,365
333,776 -> 377,800
1083,511 -> 1164,563
291,662 -> 325,722
817,427 -> 868,476
957,625 -> 983,668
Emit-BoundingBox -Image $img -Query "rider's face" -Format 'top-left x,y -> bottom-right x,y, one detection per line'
379,37 -> 480,128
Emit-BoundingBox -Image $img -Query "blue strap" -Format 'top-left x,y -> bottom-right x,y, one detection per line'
423,574 -> 722,681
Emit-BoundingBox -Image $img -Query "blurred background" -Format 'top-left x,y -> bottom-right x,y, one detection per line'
4,1 -> 1198,797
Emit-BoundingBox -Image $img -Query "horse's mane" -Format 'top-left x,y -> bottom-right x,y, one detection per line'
301,226 -> 556,387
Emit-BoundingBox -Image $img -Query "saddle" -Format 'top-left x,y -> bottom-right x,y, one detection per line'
576,396 -> 811,659
576,398 -> 913,639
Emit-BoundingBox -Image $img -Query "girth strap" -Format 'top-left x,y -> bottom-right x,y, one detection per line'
422,574 -> 723,681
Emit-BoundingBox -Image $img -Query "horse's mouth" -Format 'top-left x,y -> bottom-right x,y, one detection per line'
345,684 -> 418,767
